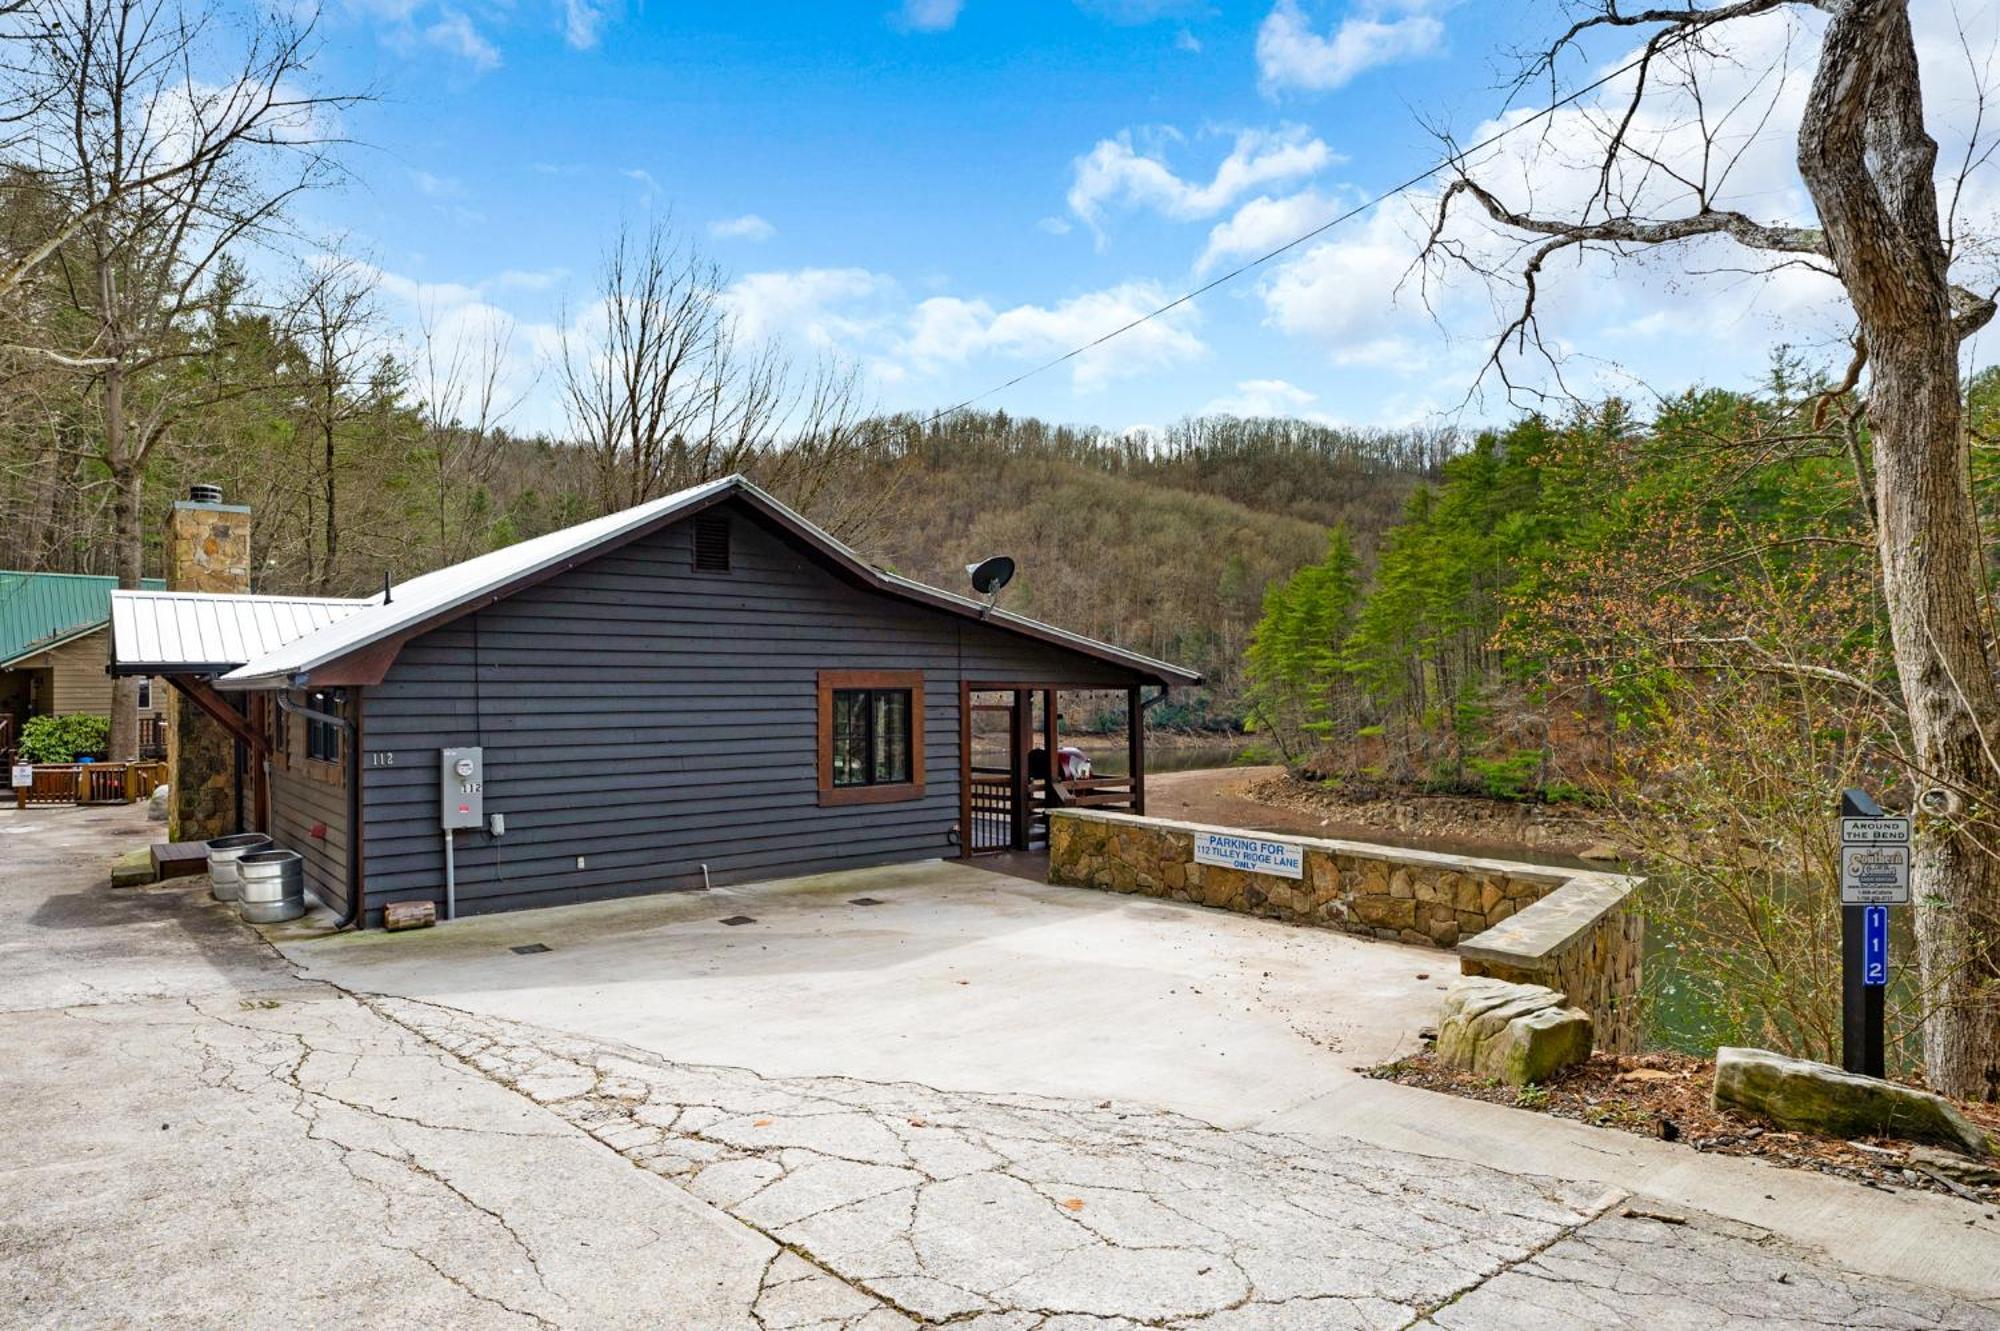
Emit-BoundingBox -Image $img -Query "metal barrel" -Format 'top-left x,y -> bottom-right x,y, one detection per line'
205,833 -> 273,902
236,849 -> 305,924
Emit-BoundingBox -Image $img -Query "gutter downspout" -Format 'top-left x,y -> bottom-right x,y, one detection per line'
276,691 -> 363,929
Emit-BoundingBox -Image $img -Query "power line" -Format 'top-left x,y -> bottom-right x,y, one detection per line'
919,40 -> 1681,427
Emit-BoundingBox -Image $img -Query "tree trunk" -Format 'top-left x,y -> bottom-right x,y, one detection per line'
320,396 -> 337,594
105,440 -> 142,764
1799,0 -> 2000,1099
1871,337 -> 2000,1100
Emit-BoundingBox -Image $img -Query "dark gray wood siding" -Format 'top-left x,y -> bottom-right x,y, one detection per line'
355,500 -> 1142,923
268,693 -> 350,916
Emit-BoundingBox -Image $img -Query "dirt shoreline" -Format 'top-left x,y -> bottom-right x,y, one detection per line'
1142,766 -> 1623,871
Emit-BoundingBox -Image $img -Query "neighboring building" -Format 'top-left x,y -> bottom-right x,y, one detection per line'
0,572 -> 168,756
111,475 -> 1200,927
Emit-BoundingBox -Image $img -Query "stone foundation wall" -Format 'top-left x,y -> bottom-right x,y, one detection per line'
1048,809 -> 1646,1052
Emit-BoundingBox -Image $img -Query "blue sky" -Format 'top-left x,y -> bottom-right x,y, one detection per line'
295,0 -> 2000,436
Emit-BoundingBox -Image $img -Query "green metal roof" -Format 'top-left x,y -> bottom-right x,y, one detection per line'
0,571 -> 167,667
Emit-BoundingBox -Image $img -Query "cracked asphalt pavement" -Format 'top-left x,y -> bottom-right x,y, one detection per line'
4,805 -> 1997,1329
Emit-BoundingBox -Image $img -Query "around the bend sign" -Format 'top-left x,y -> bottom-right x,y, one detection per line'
1192,830 -> 1304,879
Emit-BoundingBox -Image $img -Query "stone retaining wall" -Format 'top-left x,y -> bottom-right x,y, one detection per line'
1047,809 -> 1645,1052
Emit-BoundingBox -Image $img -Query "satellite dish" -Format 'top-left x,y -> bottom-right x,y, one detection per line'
967,556 -> 1015,597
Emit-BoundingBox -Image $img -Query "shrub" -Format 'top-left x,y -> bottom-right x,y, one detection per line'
17,713 -> 111,763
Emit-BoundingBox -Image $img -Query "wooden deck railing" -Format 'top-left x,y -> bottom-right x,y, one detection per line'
967,769 -> 1141,855
12,760 -> 168,808
139,716 -> 167,759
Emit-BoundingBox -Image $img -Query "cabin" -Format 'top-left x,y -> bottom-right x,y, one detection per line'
1,572 -> 169,758
110,475 -> 1200,927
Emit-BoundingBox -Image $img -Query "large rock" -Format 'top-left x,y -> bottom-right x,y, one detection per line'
1713,1047 -> 1993,1157
1436,977 -> 1593,1085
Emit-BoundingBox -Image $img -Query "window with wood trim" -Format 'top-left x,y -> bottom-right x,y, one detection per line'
818,670 -> 924,806
305,690 -> 343,764
692,513 -> 731,572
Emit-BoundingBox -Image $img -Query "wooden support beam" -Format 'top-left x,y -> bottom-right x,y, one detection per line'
166,675 -> 261,752
1128,685 -> 1146,816
249,693 -> 269,833
1042,689 -> 1058,806
1009,689 -> 1033,851
958,680 -> 973,859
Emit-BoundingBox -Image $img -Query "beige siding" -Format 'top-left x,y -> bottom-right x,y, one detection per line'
21,628 -> 165,717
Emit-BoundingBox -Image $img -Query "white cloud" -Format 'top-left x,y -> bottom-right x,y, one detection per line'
1175,29 -> 1202,53
893,0 -> 963,32
1256,1 -> 1446,95
724,268 -> 900,349
1245,5 -> 1904,397
1201,378 -> 1324,417
563,0 -> 611,48
423,10 -> 500,70
622,167 -> 661,202
1257,193 -> 1444,370
903,282 -> 1205,390
709,268 -> 1205,393
1067,123 -> 1337,235
1197,187 -> 1344,273
408,169 -> 463,198
1037,216 -> 1073,235
709,214 -> 777,242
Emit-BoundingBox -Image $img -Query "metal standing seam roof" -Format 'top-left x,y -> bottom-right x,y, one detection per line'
108,590 -> 377,674
216,474 -> 1204,689
0,572 -> 167,667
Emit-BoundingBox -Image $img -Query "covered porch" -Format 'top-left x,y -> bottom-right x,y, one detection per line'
959,681 -> 1151,856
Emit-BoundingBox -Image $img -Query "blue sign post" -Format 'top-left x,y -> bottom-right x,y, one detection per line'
1862,905 -> 1888,988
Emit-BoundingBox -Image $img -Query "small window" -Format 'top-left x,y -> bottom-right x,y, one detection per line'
693,513 -> 731,572
306,691 -> 343,764
818,671 -> 924,805
135,679 -> 152,710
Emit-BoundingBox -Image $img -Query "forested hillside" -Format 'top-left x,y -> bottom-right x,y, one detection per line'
1244,371 -> 1898,799
1,389 -> 1441,714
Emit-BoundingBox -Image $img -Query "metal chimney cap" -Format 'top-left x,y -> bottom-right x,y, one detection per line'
187,483 -> 225,504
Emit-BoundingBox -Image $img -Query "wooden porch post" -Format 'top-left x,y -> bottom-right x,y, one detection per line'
1128,685 -> 1146,816
1009,689 -> 1033,850
250,694 -> 270,833
1041,689 -> 1058,802
957,680 -> 973,859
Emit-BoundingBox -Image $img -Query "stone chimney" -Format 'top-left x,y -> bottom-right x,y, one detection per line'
166,485 -> 252,841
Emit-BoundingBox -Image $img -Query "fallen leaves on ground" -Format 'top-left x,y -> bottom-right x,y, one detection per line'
1373,1050 -> 2000,1208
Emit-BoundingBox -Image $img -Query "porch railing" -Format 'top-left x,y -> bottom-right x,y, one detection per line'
12,760 -> 168,808
966,768 -> 1141,855
968,769 -> 1014,854
139,715 -> 167,759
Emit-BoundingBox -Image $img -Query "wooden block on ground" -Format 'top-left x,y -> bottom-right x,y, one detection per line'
384,901 -> 436,931
150,841 -> 210,880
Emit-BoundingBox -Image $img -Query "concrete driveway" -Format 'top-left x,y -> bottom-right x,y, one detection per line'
276,858 -> 1445,1128
6,807 -> 1999,1329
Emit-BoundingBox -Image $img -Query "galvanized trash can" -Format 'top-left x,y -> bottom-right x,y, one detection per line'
236,849 -> 306,924
206,833 -> 273,902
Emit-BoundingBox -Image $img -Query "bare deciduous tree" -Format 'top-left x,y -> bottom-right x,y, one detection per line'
2,0 -> 359,757
413,297 -> 524,567
1420,1 -> 2000,1098
558,219 -> 883,528
283,251 -> 397,592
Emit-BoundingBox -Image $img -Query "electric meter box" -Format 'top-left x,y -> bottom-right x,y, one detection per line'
441,747 -> 485,830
